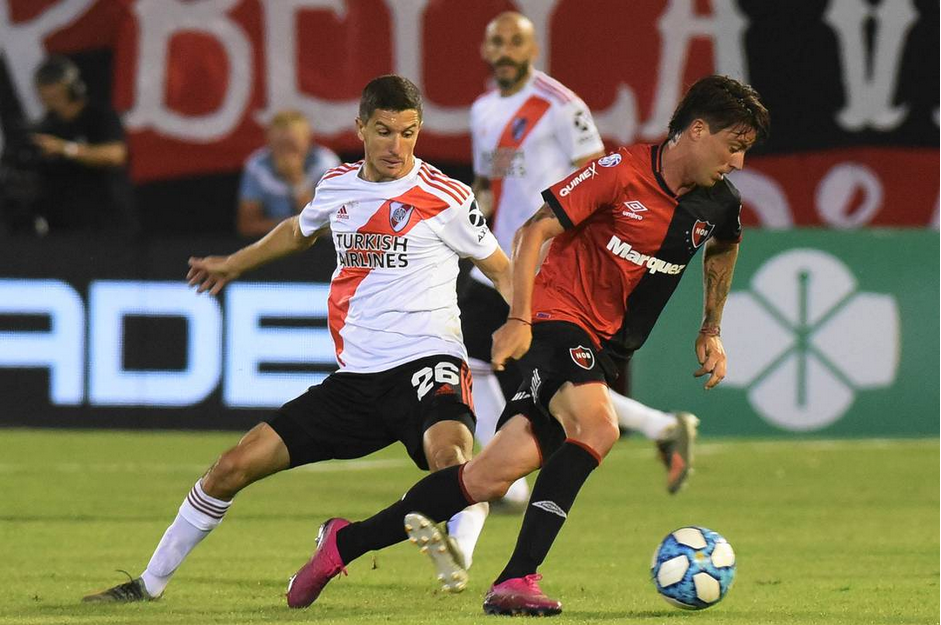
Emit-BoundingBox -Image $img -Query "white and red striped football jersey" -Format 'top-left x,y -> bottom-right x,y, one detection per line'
299,158 -> 498,372
469,70 -> 604,284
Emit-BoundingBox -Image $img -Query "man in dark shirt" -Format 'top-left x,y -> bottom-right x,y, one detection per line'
30,56 -> 134,233
274,75 -> 770,618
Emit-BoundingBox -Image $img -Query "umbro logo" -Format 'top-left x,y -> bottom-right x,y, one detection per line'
532,500 -> 567,518
621,200 -> 648,221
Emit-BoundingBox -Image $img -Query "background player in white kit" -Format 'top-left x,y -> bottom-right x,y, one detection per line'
83,75 -> 508,604
461,12 -> 699,510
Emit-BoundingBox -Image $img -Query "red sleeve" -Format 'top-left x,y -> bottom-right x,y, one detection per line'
541,150 -> 626,230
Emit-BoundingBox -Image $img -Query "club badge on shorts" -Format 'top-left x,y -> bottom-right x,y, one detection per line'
569,346 -> 595,370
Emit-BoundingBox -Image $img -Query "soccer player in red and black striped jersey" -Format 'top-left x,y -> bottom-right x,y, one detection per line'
463,12 -> 701,517
287,75 -> 769,617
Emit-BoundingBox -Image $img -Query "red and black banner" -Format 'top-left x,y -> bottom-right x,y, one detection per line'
0,0 -> 937,227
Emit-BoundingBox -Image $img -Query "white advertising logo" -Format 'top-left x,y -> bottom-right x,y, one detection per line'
722,249 -> 899,431
0,279 -> 337,409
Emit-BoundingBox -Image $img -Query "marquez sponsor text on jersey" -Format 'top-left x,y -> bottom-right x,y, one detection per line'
536,143 -> 743,363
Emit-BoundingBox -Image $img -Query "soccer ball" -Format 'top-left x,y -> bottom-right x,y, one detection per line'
650,526 -> 736,610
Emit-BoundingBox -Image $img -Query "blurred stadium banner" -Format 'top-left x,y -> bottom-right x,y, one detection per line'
0,230 -> 936,435
631,229 -> 939,437
0,234 -> 341,429
0,0 -> 937,228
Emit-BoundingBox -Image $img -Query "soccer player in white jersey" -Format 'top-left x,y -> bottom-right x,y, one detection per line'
460,12 -> 699,511
82,75 -> 508,604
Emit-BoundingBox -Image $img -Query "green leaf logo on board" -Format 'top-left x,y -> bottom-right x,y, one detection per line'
722,249 -> 899,431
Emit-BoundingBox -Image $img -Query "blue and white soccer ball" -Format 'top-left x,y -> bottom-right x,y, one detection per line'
651,526 -> 736,610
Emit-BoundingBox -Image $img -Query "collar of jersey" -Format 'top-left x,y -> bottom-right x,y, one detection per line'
650,142 -> 678,198
355,157 -> 422,185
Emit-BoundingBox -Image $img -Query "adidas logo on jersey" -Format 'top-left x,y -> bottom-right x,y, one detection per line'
337,205 -> 350,219
606,235 -> 686,275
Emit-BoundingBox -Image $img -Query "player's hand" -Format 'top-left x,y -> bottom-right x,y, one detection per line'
187,256 -> 240,296
491,319 -> 532,372
31,133 -> 66,157
694,333 -> 727,390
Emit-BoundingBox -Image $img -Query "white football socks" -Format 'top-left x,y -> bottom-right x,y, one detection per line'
139,480 -> 231,597
609,391 -> 677,441
446,502 -> 489,569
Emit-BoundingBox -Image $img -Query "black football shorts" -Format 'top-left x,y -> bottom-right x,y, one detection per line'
266,354 -> 475,471
496,321 -> 618,461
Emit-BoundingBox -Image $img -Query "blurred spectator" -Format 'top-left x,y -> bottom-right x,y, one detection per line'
29,55 -> 135,234
237,110 -> 339,237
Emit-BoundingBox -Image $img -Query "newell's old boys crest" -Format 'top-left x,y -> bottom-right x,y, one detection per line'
389,202 -> 415,232
569,346 -> 595,370
690,220 -> 715,248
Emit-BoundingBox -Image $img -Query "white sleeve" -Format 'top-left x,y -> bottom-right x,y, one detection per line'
554,97 -> 605,163
436,195 -> 499,260
298,188 -> 333,236
470,104 -> 487,178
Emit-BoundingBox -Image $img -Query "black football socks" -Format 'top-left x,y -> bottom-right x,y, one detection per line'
494,440 -> 600,584
335,464 -> 473,564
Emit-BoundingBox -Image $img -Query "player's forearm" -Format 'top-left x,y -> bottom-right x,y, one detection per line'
70,142 -> 127,168
508,226 -> 548,319
227,216 -> 315,274
701,239 -> 739,331
475,250 -> 513,304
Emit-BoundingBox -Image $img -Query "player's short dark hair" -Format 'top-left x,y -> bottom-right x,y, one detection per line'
359,74 -> 423,123
668,75 -> 769,143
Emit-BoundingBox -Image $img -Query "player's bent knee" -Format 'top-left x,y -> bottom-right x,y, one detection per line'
565,412 -> 620,457
426,444 -> 467,472
204,449 -> 257,498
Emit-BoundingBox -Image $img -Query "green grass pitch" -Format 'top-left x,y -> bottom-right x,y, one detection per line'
0,429 -> 937,624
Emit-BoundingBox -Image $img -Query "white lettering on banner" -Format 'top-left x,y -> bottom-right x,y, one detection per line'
0,280 -> 337,408
639,0 -> 749,140
0,0 -> 95,124
726,170 -> 793,229
255,0 -> 357,130
224,283 -> 334,408
816,163 -> 883,228
825,0 -> 918,131
0,279 -> 84,405
89,281 -> 222,406
126,0 -> 253,142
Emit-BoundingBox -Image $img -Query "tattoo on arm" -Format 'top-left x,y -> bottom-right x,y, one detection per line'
703,242 -> 738,327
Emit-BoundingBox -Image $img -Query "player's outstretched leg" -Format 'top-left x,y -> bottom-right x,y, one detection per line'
286,518 -> 351,608
609,392 -> 699,493
405,512 -> 468,592
82,423 -> 288,603
82,478 -> 231,603
656,411 -> 699,494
